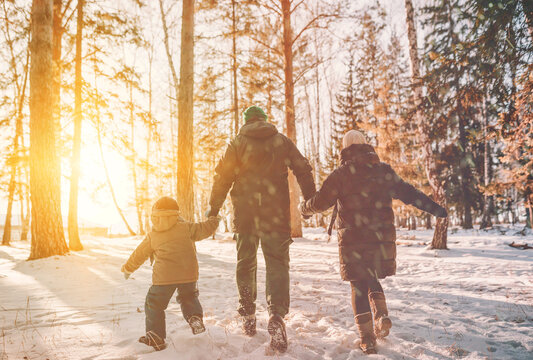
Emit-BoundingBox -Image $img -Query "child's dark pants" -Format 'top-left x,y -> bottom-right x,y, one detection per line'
350,278 -> 384,315
144,282 -> 202,339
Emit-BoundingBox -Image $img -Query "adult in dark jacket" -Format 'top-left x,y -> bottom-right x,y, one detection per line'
208,105 -> 315,352
299,130 -> 447,355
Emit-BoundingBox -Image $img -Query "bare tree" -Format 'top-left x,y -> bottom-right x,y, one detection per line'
1,2 -> 30,246
159,0 -> 195,220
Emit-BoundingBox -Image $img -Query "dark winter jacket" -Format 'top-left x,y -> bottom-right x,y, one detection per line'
122,209 -> 220,285
208,120 -> 316,235
300,144 -> 446,281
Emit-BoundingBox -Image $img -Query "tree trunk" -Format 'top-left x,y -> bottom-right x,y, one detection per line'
281,0 -> 303,237
425,213 -> 432,229
144,45 -> 154,233
20,129 -> 30,241
480,97 -> 493,229
68,0 -> 84,251
129,81 -> 144,235
177,0 -> 195,220
52,0 -> 62,175
2,169 -> 16,246
29,0 -> 68,259
232,0 -> 239,137
448,3 -> 472,230
404,0 -> 448,249
2,1 -> 30,245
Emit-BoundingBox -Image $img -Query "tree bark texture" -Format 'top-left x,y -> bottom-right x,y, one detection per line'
281,0 -> 303,237
29,0 -> 68,259
68,0 -> 84,251
177,0 -> 195,220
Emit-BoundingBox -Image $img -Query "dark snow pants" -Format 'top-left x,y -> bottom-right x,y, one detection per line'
350,278 -> 384,315
144,282 -> 202,339
235,232 -> 292,317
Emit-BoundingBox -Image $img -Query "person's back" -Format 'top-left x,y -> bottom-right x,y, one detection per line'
208,106 -> 315,352
209,106 -> 315,235
300,130 -> 447,355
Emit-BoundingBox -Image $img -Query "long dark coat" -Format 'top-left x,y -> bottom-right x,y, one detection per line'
209,120 -> 316,236
300,144 -> 445,281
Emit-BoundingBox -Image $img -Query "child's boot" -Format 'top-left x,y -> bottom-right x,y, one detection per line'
241,314 -> 257,336
188,315 -> 206,335
138,330 -> 167,351
369,292 -> 392,338
267,313 -> 288,353
355,312 -> 377,355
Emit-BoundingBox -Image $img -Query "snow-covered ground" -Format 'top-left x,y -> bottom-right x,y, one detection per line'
0,226 -> 532,359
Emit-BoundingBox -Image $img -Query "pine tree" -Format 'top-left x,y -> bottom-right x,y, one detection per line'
404,0 -> 448,248
29,0 -> 68,259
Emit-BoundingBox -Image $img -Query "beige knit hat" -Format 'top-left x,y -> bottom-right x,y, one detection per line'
342,130 -> 367,149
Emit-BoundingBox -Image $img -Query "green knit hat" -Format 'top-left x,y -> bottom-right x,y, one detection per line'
243,105 -> 268,123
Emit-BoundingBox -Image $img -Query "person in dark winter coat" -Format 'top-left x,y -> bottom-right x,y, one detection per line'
299,130 -> 447,355
121,196 -> 220,351
207,105 -> 316,352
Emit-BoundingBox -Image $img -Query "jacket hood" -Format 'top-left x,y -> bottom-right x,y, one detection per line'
239,120 -> 278,139
151,209 -> 182,232
340,144 -> 380,166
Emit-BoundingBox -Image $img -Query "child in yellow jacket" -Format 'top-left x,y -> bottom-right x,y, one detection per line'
121,196 -> 220,350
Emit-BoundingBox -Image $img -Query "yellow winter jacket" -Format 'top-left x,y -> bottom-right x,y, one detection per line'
122,209 -> 220,285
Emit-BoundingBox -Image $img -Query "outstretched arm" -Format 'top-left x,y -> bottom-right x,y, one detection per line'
286,139 -> 316,200
209,142 -> 238,216
190,216 -> 221,241
300,171 -> 340,216
386,165 -> 447,217
122,235 -> 153,275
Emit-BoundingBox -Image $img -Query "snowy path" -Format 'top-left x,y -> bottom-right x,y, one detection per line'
0,227 -> 531,359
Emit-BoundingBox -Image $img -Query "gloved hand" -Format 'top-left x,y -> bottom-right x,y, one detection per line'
299,201 -> 311,220
434,206 -> 448,218
121,265 -> 131,280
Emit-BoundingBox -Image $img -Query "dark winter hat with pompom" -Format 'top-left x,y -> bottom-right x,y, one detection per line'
153,196 -> 179,211
243,105 -> 268,123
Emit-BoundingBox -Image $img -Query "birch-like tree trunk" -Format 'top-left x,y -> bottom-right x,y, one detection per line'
29,0 -> 68,259
404,0 -> 448,249
68,0 -> 84,251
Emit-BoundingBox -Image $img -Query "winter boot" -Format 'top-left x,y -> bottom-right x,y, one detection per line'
188,315 -> 206,335
355,312 -> 377,355
138,330 -> 167,351
267,314 -> 288,353
241,314 -> 257,336
369,292 -> 392,339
